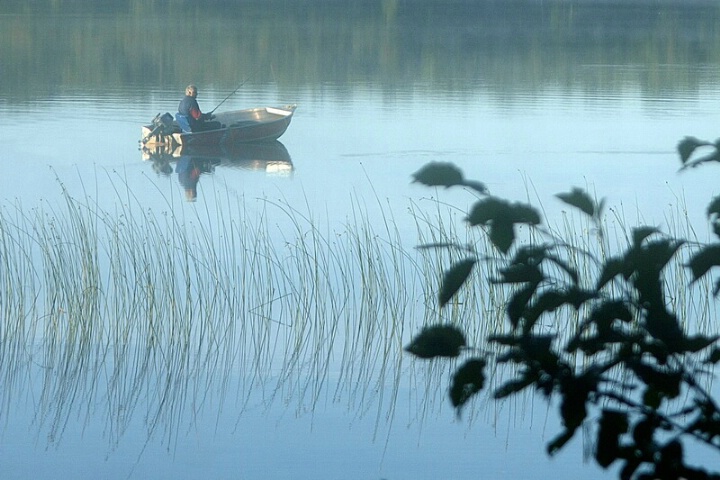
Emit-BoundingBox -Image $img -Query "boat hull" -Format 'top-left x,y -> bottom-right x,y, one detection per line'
141,105 -> 296,148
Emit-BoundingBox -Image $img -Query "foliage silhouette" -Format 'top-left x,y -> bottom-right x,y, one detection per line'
404,324 -> 466,359
405,150 -> 720,479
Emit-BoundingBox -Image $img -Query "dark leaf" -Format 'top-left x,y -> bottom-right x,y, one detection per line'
512,244 -> 550,264
582,300 -> 634,343
696,149 -> 720,167
632,416 -> 658,451
597,257 -> 632,290
688,400 -> 720,440
657,440 -> 684,475
466,198 -> 540,253
682,334 -> 720,353
495,335 -> 556,368
523,335 -> 555,356
564,287 -> 597,309
644,340 -> 671,366
466,197 -> 508,226
524,288 -> 595,333
532,289 -> 568,311
677,136 -> 712,165
556,187 -> 598,217
638,239 -> 684,273
492,262 -> 544,284
569,330 -> 641,355
449,358 -> 487,410
646,310 -> 684,351
493,374 -> 536,399
509,203 -> 542,225
560,372 -> 593,431
439,257 -> 476,307
567,335 -> 605,355
707,195 -> 720,221
404,324 -> 466,359
491,335 -> 556,366
596,410 -> 629,468
547,429 -> 575,456
495,348 -> 526,364
462,179 -> 488,195
506,282 -> 538,329
632,226 -> 661,247
687,244 -> 720,282
466,198 -> 541,227
705,347 -> 720,364
560,392 -> 587,431
591,300 -> 634,326
620,459 -> 642,480
546,254 -> 580,285
643,386 -> 663,410
411,162 -> 464,188
629,362 -> 682,400
523,290 -> 568,332
489,218 -> 515,254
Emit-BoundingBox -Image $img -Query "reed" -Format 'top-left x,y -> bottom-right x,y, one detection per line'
0,176 -> 714,449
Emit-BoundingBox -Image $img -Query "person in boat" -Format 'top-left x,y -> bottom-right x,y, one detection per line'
176,84 -> 222,132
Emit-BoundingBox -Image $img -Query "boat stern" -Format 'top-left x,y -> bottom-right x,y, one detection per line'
140,112 -> 182,148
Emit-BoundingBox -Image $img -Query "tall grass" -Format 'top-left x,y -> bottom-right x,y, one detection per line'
0,179 -> 486,447
0,177 -> 715,449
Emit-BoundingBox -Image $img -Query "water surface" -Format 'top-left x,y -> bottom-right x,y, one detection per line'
2,1 -> 720,479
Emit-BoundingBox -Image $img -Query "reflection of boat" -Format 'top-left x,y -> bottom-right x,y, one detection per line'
214,141 -> 294,174
140,105 -> 296,148
142,140 -> 294,176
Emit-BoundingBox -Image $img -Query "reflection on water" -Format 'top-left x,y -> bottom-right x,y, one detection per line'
2,1 -> 720,100
175,155 -> 217,201
143,141 -> 294,201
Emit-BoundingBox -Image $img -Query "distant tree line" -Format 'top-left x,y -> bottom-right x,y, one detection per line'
2,0 -> 720,100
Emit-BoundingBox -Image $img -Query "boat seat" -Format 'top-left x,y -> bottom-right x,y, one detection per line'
175,113 -> 192,133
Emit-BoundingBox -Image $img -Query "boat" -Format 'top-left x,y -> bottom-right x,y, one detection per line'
140,104 -> 296,148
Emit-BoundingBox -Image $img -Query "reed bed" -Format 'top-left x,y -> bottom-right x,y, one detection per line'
0,179 -> 715,449
0,182 -> 484,447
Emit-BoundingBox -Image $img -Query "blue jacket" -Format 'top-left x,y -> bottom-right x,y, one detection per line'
177,95 -> 203,131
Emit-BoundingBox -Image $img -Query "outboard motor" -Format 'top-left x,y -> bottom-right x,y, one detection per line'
141,112 -> 177,144
151,112 -> 175,134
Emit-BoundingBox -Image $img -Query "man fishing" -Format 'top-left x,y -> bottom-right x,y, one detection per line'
176,84 -> 221,132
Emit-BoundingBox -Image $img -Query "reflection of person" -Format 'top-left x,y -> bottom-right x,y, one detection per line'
150,152 -> 174,176
175,155 -> 219,201
176,155 -> 202,201
176,85 -> 221,132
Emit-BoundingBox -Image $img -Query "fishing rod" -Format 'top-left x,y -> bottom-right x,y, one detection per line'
209,79 -> 250,115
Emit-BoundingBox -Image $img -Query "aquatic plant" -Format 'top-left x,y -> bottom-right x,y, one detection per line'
0,175 -> 506,451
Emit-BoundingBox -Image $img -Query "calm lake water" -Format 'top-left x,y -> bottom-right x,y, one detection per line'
2,1 -> 720,479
